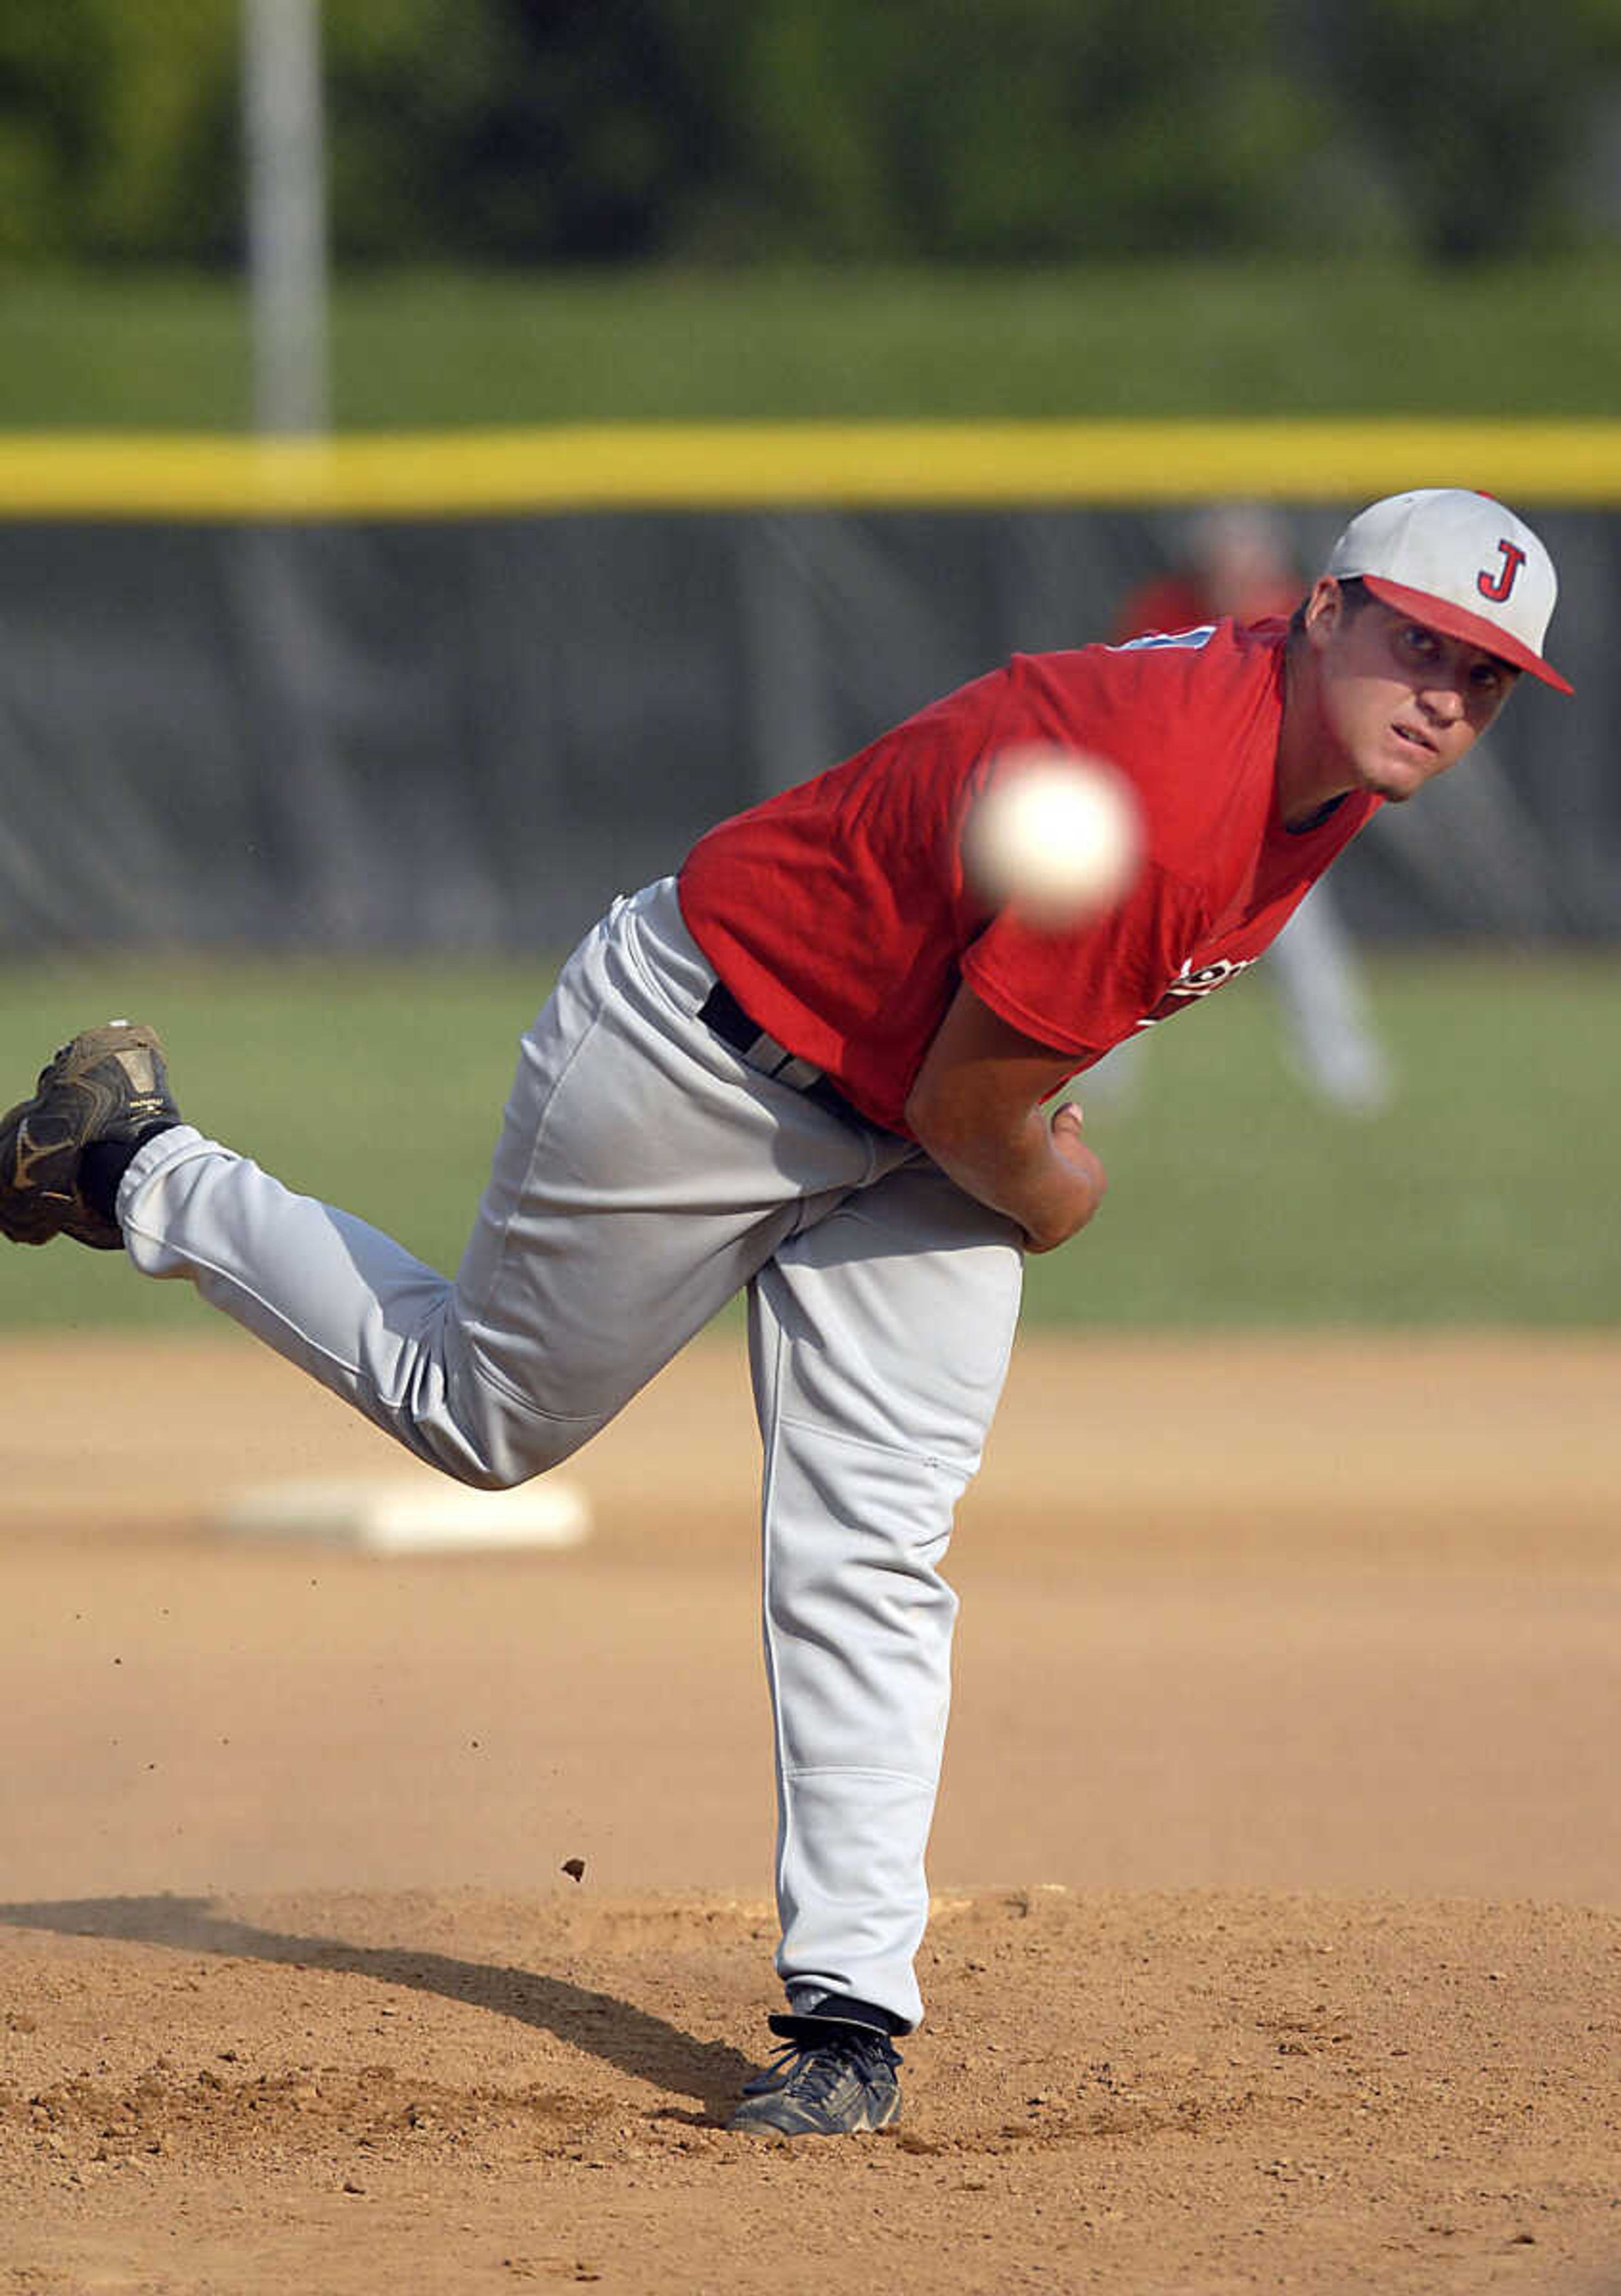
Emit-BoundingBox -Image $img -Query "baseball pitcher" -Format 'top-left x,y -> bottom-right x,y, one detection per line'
0,488 -> 1568,2137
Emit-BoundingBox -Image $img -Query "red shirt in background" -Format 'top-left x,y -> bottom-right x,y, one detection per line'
1111,571 -> 1298,646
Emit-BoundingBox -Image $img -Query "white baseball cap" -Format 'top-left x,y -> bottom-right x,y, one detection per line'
1325,487 -> 1571,694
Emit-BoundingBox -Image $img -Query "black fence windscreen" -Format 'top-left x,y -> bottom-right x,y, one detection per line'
0,505 -> 1613,954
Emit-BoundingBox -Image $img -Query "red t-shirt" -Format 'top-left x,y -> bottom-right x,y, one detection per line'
677,620 -> 1377,1136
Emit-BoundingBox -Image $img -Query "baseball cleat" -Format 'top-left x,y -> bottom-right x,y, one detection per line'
0,1021 -> 179,1251
727,2013 -> 902,2138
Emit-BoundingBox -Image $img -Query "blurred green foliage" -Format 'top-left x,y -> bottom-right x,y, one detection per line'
0,0 -> 238,263
2,0 -> 1618,271
1317,0 -> 1621,263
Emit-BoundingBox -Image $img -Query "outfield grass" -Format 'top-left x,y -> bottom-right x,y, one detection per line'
0,951 -> 1614,1334
7,257 -> 1621,430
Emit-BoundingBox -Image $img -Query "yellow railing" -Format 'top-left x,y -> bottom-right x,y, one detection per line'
2,420 -> 1620,518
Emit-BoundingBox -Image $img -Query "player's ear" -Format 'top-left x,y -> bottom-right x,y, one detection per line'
1301,575 -> 1343,652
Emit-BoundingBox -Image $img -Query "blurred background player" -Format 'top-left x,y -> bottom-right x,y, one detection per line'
1103,504 -> 1394,1116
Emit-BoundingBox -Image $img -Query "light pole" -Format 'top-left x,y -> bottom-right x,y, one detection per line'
241,0 -> 330,435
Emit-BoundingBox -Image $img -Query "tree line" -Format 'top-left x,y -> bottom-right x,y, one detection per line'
3,0 -> 1617,269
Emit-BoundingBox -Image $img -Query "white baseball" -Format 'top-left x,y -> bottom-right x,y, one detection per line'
962,745 -> 1142,925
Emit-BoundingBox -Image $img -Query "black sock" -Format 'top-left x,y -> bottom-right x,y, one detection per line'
801,1992 -> 906,2037
80,1122 -> 180,1227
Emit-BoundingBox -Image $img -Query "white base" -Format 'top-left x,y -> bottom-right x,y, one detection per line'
217,1471 -> 592,1556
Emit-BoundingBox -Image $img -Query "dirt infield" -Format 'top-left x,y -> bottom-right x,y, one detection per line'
2,1327 -> 1619,2294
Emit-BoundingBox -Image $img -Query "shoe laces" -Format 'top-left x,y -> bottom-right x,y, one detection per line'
755,2024 -> 900,2106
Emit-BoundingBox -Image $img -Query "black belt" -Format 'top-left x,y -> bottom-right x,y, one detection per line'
699,980 -> 865,1126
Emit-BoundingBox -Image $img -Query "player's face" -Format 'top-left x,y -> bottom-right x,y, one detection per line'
1305,580 -> 1518,804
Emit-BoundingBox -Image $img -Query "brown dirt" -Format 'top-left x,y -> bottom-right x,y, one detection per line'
2,1327 -> 1619,2295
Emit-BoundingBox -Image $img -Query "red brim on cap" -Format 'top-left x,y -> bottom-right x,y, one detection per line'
1360,574 -> 1574,695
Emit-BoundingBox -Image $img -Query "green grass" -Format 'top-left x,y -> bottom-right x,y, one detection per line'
0,951 -> 1615,1333
7,256 -> 1621,429
0,961 -> 546,1335
1028,951 -> 1621,1328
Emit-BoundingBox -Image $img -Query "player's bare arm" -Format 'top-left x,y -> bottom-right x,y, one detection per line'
904,981 -> 1105,1254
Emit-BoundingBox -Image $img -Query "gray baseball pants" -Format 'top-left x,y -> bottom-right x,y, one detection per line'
117,875 -> 1025,2031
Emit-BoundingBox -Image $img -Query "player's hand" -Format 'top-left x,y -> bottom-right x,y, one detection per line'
1022,1102 -> 1106,1254
1049,1099 -> 1090,1158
